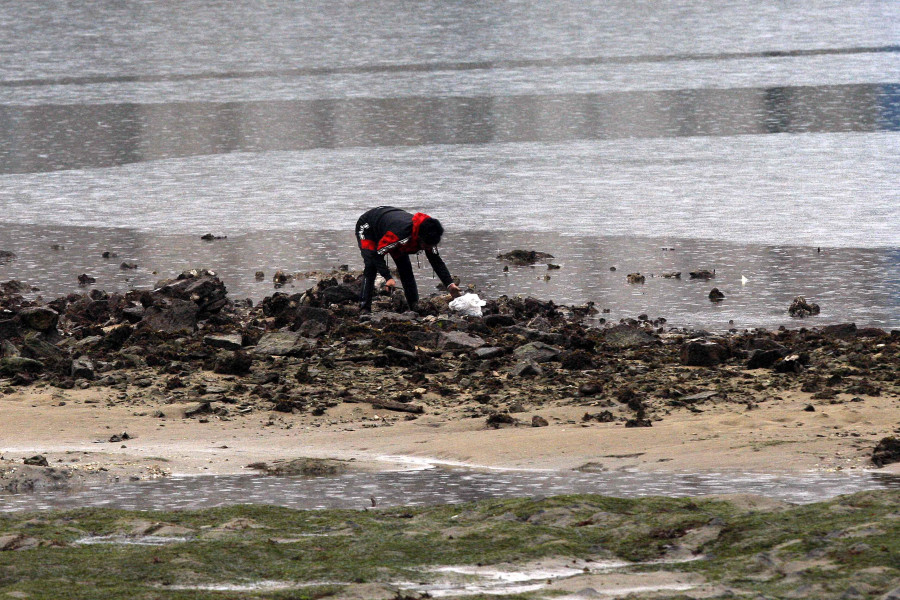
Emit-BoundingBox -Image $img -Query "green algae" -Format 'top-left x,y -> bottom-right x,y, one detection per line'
0,490 -> 897,599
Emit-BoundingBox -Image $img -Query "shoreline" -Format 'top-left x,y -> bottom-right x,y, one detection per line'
1,269 -> 899,496
2,225 -> 899,332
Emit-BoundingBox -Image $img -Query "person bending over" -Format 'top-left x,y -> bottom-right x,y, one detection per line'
355,206 -> 461,312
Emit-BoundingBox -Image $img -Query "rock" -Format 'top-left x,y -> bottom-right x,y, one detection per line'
380,346 -> 419,367
261,292 -> 303,325
0,356 -> 44,376
77,273 -> 96,286
295,305 -> 332,328
140,298 -> 199,333
856,327 -> 887,339
121,306 -> 145,323
625,417 -> 652,427
71,357 -> 95,380
319,285 -> 358,305
203,334 -> 244,351
0,534 -> 40,551
184,402 -> 212,417
101,323 -> 133,350
689,270 -> 715,279
789,296 -> 820,317
531,415 -> 549,427
21,337 -> 70,373
253,332 -> 314,357
1,279 -> 32,295
583,411 -> 615,423
626,273 -> 645,284
120,262 -> 138,269
681,339 -> 729,367
474,346 -> 505,360
560,350 -> 594,370
16,307 -> 59,332
0,534 -> 23,551
820,323 -> 857,339
406,330 -> 441,348
0,250 -> 16,263
296,319 -> 326,339
708,288 -> 725,301
1,340 -> 20,357
513,341 -> 561,363
680,391 -> 719,403
361,311 -> 415,324
247,458 -> 348,477
661,272 -> 681,279
200,233 -> 226,240
273,270 -> 290,285
0,319 -> 20,341
746,348 -> 787,369
508,401 -> 527,413
748,337 -> 787,351
601,324 -> 658,348
438,331 -> 486,351
509,359 -> 543,377
484,314 -> 516,327
578,382 -> 603,396
497,250 -> 553,265
155,271 -> 228,316
871,437 -> 900,468
23,455 -> 49,467
213,350 -> 253,375
486,413 -> 517,428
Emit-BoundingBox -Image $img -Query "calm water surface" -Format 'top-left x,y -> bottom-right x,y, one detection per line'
1,468 -> 898,513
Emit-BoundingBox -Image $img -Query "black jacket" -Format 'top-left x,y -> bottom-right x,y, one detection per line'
356,206 -> 453,286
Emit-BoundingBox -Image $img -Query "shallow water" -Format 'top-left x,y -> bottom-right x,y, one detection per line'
1,224 -> 897,331
0,467 -> 897,513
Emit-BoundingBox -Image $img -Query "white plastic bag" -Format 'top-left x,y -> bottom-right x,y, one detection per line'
448,292 -> 487,317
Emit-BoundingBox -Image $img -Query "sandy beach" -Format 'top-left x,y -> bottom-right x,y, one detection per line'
2,338 -> 898,490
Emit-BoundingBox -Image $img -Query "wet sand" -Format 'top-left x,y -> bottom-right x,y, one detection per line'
2,382 -> 898,490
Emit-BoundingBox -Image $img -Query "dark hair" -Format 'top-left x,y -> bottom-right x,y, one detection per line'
419,217 -> 444,246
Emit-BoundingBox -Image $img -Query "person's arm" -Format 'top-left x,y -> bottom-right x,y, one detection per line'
424,248 -> 461,297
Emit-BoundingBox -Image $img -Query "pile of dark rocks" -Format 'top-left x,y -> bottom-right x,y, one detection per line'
1,269 -> 897,466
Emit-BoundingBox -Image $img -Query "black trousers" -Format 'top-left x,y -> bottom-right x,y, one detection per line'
356,216 -> 418,311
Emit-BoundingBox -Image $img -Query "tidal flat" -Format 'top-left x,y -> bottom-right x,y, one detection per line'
0,490 -> 898,599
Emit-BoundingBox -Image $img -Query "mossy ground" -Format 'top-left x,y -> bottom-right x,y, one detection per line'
0,490 -> 897,599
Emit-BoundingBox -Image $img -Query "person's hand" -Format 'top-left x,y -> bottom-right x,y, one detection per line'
384,278 -> 396,291
447,283 -> 462,298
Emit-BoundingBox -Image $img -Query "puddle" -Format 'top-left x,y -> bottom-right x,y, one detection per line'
553,583 -> 699,598
407,556 -> 704,597
0,467 -> 897,513
74,535 -> 190,546
157,559 -> 700,597
161,580 -> 333,592
414,560 -> 631,597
